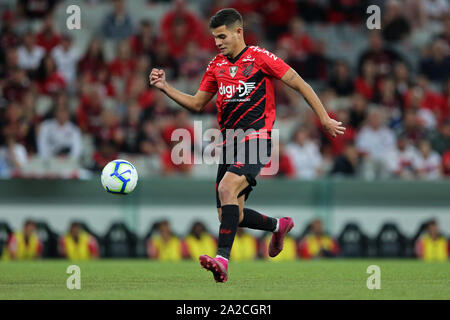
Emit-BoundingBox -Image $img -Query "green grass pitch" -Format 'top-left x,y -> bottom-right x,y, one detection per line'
0,259 -> 449,299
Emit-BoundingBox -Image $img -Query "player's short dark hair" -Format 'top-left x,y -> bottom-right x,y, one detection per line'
209,8 -> 243,29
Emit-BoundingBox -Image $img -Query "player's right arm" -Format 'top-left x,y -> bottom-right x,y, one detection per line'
149,68 -> 215,113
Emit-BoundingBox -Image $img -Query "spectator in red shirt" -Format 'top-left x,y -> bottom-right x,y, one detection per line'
35,55 -> 66,96
76,85 -> 104,135
125,72 -> 155,110
354,60 -> 377,101
357,30 -> 403,79
129,19 -> 157,56
108,41 -> 136,79
260,0 -> 298,41
2,67 -> 29,103
35,14 -> 61,53
228,0 -> 260,16
327,0 -> 366,24
322,108 -> 356,156
178,42 -> 209,85
438,79 -> 450,125
77,37 -> 106,77
161,109 -> 194,147
95,108 -> 123,150
141,89 -> 173,121
161,140 -> 193,176
261,142 -> 295,178
403,75 -> 444,116
92,66 -> 116,98
1,101 -> 31,147
160,0 -> 204,59
277,17 -> 315,62
0,11 -> 21,52
442,150 -> 450,177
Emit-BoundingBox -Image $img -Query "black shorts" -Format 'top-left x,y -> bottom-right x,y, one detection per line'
215,138 -> 272,208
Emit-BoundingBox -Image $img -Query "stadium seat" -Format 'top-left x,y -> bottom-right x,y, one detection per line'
0,221 -> 13,259
375,222 -> 411,258
35,221 -> 60,258
411,220 -> 432,245
337,222 -> 371,257
103,222 -> 138,258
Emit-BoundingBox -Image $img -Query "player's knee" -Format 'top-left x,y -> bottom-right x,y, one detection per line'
217,181 -> 237,203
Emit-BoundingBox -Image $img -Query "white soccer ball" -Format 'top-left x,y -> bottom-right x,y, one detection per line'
101,159 -> 138,195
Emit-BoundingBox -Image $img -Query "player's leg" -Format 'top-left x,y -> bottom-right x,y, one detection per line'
201,172 -> 248,283
239,207 -> 278,232
215,171 -> 248,259
232,139 -> 294,257
217,194 -> 245,223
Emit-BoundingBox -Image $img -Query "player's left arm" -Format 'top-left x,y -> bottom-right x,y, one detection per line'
281,68 -> 346,138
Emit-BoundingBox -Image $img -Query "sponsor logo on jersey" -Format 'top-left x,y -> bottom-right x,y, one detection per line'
242,54 -> 255,62
229,66 -> 238,78
217,60 -> 228,67
218,80 -> 256,98
250,46 -> 278,61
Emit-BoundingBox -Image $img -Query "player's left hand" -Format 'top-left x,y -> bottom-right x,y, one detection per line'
321,118 -> 346,138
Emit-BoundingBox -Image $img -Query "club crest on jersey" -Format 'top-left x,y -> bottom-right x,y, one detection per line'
229,66 -> 238,78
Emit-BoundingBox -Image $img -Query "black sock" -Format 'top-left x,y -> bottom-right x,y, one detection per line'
216,204 -> 240,260
239,208 -> 277,232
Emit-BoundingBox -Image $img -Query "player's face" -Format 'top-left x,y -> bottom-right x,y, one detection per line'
211,25 -> 240,57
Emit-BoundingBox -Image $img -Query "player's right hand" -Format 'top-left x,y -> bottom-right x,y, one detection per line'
149,68 -> 167,90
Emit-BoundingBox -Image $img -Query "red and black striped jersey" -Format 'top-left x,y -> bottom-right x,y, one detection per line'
199,46 -> 290,140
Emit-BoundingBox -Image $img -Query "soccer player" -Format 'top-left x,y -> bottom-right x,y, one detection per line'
150,8 -> 345,283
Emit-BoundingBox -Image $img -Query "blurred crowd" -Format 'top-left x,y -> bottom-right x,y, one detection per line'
1,217 -> 448,261
0,0 -> 450,179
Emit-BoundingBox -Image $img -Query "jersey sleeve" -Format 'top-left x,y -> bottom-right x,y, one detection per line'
199,58 -> 218,93
254,47 -> 291,80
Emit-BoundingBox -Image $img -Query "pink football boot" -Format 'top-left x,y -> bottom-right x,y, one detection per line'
199,255 -> 228,283
268,217 -> 294,257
